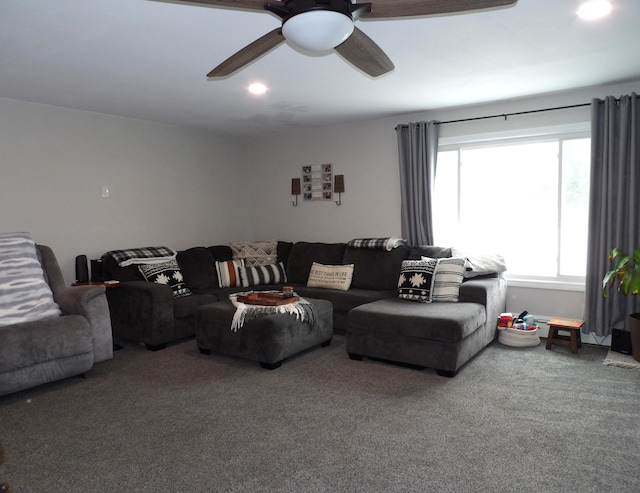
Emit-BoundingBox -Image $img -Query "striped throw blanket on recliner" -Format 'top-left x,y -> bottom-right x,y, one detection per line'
0,232 -> 61,327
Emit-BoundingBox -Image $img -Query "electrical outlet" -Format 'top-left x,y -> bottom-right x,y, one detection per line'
101,186 -> 110,198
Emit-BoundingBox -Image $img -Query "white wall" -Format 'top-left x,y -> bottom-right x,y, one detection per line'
0,97 -> 249,283
246,80 -> 640,335
246,118 -> 402,243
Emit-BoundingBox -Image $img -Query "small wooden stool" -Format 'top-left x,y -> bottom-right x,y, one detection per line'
545,318 -> 584,354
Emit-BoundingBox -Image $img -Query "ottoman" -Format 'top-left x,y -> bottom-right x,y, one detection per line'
196,298 -> 333,369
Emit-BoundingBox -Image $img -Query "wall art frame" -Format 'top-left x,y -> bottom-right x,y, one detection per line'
302,163 -> 333,201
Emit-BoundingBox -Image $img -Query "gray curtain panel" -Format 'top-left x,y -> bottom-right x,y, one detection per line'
396,121 -> 439,247
584,93 -> 640,336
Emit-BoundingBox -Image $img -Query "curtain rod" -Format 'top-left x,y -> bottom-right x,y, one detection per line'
397,95 -> 637,129
395,102 -> 590,129
435,102 -> 591,125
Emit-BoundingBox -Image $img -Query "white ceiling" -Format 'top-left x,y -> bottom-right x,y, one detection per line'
1,0 -> 639,136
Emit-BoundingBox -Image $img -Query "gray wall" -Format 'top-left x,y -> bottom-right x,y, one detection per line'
0,97 -> 250,283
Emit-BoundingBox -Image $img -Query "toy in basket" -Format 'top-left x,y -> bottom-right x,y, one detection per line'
497,311 -> 540,347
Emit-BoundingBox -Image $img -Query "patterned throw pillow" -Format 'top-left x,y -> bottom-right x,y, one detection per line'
424,257 -> 466,302
215,259 -> 245,288
307,262 -> 354,291
139,260 -> 192,298
238,262 -> 287,287
397,258 -> 437,303
229,239 -> 277,267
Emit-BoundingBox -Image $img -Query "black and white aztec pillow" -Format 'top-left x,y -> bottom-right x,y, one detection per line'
397,258 -> 437,303
238,262 -> 287,288
139,260 -> 192,298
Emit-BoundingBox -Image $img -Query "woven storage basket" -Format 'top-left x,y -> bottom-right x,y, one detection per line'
498,326 -> 540,347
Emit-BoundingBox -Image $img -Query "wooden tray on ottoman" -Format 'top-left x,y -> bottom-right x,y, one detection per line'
237,292 -> 300,306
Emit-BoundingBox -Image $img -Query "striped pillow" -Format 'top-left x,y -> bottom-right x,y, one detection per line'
238,262 -> 287,288
215,259 -> 245,288
423,256 -> 466,302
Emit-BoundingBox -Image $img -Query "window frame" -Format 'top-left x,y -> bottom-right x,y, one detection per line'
436,123 -> 591,291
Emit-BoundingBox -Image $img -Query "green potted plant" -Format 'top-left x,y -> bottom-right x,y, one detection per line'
602,247 -> 640,361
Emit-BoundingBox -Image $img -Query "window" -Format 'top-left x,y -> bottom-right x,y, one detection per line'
434,131 -> 590,288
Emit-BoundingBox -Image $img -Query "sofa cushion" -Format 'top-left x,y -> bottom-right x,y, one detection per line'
0,315 -> 93,377
286,242 -> 347,284
277,241 -> 294,264
139,260 -> 192,298
215,259 -> 245,288
173,293 -> 216,320
177,247 -> 217,291
307,262 -> 354,290
294,286 -> 393,314
208,245 -> 233,262
238,262 -> 287,287
348,298 -> 486,343
342,244 -> 410,290
101,254 -> 145,282
397,258 -> 437,303
230,239 -> 277,266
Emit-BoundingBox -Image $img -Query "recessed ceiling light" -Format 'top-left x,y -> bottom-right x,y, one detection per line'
577,0 -> 612,20
248,83 -> 267,95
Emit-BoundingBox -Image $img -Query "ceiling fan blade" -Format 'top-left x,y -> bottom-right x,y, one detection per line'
334,26 -> 394,78
207,28 -> 284,77
173,0 -> 268,12
362,0 -> 518,19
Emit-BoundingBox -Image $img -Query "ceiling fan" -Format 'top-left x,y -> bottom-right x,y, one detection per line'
176,0 -> 518,78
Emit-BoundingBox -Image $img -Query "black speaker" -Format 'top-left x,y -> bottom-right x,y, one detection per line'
611,328 -> 632,355
75,255 -> 89,283
90,259 -> 104,282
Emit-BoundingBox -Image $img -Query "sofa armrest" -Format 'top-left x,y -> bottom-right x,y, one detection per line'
55,286 -> 113,363
105,281 -> 174,347
459,277 -> 507,329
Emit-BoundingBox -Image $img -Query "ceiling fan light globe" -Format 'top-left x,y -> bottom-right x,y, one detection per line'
577,0 -> 612,20
282,11 -> 354,51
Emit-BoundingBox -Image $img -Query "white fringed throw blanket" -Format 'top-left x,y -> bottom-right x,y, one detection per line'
229,291 -> 317,332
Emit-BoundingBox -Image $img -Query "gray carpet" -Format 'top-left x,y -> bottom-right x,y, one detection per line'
1,335 -> 639,493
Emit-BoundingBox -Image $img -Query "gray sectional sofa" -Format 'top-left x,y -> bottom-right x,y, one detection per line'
102,240 -> 506,375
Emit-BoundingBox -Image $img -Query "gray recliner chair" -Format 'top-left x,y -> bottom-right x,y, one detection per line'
0,245 -> 113,397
